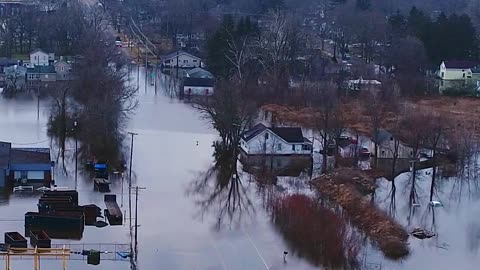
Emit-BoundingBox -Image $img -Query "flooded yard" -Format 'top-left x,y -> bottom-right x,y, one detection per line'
0,66 -> 479,270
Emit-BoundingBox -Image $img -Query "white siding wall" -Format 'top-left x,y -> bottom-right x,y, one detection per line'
30,52 -> 49,66
241,130 -> 311,155
183,86 -> 214,96
440,63 -> 473,80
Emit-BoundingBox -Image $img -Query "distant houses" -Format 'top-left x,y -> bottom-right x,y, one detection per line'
240,124 -> 312,156
0,49 -> 74,92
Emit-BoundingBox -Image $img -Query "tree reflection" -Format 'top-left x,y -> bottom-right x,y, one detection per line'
268,193 -> 361,269
187,143 -> 254,230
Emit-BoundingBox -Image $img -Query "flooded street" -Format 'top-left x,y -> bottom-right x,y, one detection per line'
1,67 -> 480,270
0,67 -> 315,270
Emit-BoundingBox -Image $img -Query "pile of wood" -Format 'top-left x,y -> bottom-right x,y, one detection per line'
313,170 -> 409,259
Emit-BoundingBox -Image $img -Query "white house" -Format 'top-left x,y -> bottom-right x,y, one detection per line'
347,78 -> 382,91
439,60 -> 477,80
240,124 -> 312,155
161,50 -> 202,68
30,49 -> 54,67
183,77 -> 214,96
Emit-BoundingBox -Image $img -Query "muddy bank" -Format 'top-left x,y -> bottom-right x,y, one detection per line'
313,170 -> 409,259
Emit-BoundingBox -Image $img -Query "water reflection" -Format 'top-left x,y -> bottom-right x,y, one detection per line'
268,193 -> 361,269
187,144 -> 254,231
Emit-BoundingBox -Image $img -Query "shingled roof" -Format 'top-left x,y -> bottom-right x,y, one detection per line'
444,60 -> 478,69
243,124 -> 308,143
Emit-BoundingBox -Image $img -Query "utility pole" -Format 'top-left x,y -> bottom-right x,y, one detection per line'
127,132 -> 137,270
176,50 -> 179,78
127,132 -> 138,231
131,186 -> 146,262
36,57 -> 40,121
74,121 -> 78,190
145,52 -> 148,92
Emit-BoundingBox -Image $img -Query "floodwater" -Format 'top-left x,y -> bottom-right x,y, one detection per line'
0,67 -> 479,270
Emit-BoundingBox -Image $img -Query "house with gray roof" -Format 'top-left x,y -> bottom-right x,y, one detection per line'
240,124 -> 312,156
26,65 -> 56,82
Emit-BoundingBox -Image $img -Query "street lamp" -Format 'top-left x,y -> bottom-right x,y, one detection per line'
74,121 -> 78,190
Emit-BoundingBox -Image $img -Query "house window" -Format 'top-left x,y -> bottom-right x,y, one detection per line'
61,66 -> 64,71
193,60 -> 198,62
292,145 -> 296,151
302,144 -> 310,150
382,150 -> 385,155
463,73 -> 466,78
34,56 -> 37,60
263,143 -> 266,151
14,171 -> 27,180
184,60 -> 188,63
277,144 -> 282,151
265,133 -> 269,140
441,72 -> 444,78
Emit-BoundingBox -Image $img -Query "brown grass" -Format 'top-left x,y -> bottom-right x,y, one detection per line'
313,170 -> 410,259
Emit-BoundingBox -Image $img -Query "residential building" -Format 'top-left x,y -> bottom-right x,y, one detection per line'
161,50 -> 202,68
29,49 -> 54,67
439,60 -> 477,80
0,142 -> 53,188
241,124 -> 312,155
54,60 -> 72,80
183,77 -> 214,96
439,61 -> 480,93
367,129 -> 414,159
347,78 -> 382,91
26,66 -> 56,82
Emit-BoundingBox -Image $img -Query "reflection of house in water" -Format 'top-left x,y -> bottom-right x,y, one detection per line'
240,154 -> 312,177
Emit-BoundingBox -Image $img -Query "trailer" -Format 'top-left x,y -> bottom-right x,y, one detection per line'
25,212 -> 84,240
104,194 -> 122,225
29,230 -> 51,248
4,232 -> 27,248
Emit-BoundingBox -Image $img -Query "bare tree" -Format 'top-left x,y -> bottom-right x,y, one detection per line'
311,82 -> 343,173
424,113 -> 449,201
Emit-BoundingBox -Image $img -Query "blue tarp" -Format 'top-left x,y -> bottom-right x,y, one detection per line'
94,164 -> 107,170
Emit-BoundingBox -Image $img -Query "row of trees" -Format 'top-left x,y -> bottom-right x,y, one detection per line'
48,3 -> 136,171
0,1 -> 86,56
